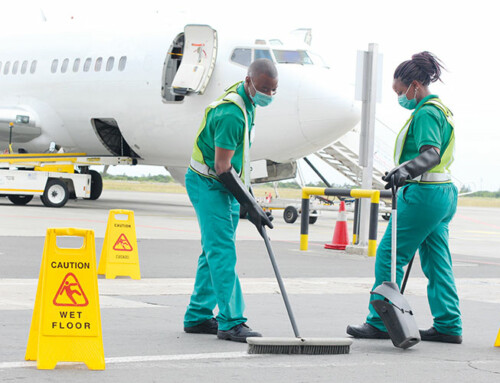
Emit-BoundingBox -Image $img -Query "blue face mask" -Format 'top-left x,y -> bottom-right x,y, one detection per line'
398,83 -> 417,110
250,79 -> 274,107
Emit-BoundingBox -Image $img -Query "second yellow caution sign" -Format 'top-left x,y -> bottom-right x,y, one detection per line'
98,209 -> 141,279
25,228 -> 105,370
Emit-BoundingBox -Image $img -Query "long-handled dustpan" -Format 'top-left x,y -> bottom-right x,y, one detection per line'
370,182 -> 420,349
246,225 -> 352,355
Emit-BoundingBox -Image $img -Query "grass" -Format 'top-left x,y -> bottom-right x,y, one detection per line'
103,181 -> 500,208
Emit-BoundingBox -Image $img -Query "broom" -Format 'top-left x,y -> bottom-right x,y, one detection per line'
246,226 -> 352,355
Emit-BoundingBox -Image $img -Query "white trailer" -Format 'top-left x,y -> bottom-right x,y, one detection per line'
0,152 -> 134,207
0,169 -> 91,207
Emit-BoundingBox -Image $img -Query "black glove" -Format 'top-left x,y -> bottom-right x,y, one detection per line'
383,148 -> 441,189
218,167 -> 274,230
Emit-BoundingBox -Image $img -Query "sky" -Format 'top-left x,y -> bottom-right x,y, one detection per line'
3,0 -> 499,190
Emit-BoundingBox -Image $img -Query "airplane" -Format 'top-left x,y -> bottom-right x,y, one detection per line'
0,20 -> 360,201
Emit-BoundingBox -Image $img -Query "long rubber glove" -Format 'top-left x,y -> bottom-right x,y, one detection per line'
383,147 -> 441,189
219,167 -> 274,230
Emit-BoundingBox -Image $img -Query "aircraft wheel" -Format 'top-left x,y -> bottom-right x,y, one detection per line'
382,213 -> 391,221
283,206 -> 298,224
8,195 -> 34,206
42,179 -> 69,208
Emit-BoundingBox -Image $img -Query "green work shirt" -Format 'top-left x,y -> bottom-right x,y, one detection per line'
399,94 -> 453,163
196,83 -> 255,174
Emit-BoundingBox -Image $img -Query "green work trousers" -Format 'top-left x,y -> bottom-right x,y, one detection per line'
367,182 -> 462,336
183,168 -> 247,331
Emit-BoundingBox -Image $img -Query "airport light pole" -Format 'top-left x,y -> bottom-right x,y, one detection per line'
357,43 -> 380,252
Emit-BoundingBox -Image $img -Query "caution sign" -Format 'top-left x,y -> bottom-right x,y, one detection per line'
495,328 -> 500,347
98,209 -> 140,279
25,228 -> 105,370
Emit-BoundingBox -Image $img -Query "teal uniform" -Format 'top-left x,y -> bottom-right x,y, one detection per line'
367,95 -> 462,336
184,82 -> 255,331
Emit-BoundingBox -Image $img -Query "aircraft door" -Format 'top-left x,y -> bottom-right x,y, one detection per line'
171,25 -> 217,96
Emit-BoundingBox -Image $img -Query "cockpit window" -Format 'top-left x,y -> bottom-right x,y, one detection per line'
273,50 -> 313,65
255,49 -> 272,61
231,48 -> 252,67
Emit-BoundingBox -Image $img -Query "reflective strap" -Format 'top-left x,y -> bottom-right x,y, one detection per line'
412,172 -> 452,182
223,92 -> 251,186
393,116 -> 413,165
190,158 -> 218,178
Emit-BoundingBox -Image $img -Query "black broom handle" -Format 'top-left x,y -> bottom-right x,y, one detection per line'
400,255 -> 415,295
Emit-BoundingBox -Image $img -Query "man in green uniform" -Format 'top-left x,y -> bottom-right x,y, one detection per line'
183,59 -> 278,343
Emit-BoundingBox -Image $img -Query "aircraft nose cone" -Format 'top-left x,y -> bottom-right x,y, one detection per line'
298,68 -> 360,148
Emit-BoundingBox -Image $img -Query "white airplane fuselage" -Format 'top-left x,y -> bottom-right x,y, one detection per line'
0,22 -> 360,181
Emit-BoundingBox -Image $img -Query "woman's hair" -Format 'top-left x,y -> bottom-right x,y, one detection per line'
393,51 -> 445,86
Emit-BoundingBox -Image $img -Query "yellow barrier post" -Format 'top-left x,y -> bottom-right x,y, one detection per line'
98,209 -> 141,279
299,187 -> 385,257
25,228 -> 105,370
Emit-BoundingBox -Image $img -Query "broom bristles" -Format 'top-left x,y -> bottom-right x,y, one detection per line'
246,337 -> 352,355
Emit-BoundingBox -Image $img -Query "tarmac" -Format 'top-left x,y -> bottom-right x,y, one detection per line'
1,190 -> 500,382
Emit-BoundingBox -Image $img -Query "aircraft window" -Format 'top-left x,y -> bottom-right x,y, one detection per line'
30,60 -> 37,74
4,61 -> 11,75
269,39 -> 283,45
21,61 -> 28,74
12,61 -> 19,75
61,58 -> 69,73
84,58 -> 92,72
106,57 -> 114,71
273,50 -> 313,65
231,48 -> 251,67
73,58 -> 81,72
95,57 -> 103,72
254,49 -> 272,61
118,56 -> 127,71
51,59 -> 59,73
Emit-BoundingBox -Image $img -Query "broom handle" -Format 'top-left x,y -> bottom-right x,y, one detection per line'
391,182 -> 398,284
260,226 -> 301,338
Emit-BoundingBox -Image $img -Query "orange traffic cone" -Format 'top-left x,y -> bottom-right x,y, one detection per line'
325,200 -> 349,250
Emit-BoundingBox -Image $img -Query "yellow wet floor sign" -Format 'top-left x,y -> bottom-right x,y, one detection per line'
495,328 -> 500,347
25,228 -> 105,370
98,209 -> 140,279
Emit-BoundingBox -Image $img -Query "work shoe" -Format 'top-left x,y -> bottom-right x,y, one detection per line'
346,323 -> 390,339
419,327 -> 462,344
184,318 -> 218,335
217,323 -> 262,343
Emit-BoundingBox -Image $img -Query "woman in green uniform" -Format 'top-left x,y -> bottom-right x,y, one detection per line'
347,51 -> 462,344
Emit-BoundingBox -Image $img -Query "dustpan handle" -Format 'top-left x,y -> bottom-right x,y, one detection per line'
259,225 -> 301,338
391,181 -> 398,284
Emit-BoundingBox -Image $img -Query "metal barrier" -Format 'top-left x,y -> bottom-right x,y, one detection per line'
300,187 -> 391,257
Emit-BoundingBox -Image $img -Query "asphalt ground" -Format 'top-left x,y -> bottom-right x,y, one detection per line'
1,190 -> 500,382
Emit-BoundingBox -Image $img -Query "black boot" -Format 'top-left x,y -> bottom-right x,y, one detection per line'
184,318 -> 218,335
346,323 -> 390,339
217,323 -> 262,343
419,327 -> 462,344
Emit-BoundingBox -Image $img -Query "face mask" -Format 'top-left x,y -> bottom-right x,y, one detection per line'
398,83 -> 417,110
250,79 -> 274,107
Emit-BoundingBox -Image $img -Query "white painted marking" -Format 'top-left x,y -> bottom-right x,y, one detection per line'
0,352 -> 254,370
1,277 -> 500,311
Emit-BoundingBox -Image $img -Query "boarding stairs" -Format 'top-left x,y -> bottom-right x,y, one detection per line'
313,141 -> 386,190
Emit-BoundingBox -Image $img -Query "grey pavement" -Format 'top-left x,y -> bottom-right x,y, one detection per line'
1,190 -> 500,382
